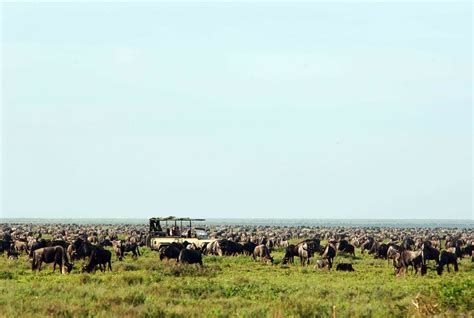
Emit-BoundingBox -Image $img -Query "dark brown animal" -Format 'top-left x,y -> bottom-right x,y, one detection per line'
178,249 -> 203,265
32,246 -> 73,274
253,244 -> 273,264
336,263 -> 354,271
437,250 -> 458,275
393,250 -> 422,275
83,248 -> 112,273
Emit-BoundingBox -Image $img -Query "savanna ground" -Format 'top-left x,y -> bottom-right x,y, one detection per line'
0,240 -> 472,318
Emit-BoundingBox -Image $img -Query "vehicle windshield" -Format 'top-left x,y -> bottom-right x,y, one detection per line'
195,229 -> 209,239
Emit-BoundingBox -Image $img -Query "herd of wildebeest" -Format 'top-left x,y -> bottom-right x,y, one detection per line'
0,223 -> 473,277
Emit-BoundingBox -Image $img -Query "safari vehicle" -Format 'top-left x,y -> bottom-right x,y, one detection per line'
146,216 -> 215,250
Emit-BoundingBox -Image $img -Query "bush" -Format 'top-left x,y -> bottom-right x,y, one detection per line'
439,280 -> 474,309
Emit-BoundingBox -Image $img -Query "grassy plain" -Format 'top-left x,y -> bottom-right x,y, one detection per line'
0,244 -> 472,317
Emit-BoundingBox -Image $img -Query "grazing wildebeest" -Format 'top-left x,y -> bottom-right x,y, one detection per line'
32,246 -> 73,274
7,248 -> 19,260
13,240 -> 29,254
386,245 -> 399,267
159,243 -> 181,261
83,248 -> 112,273
253,244 -> 273,264
393,250 -> 422,275
178,249 -> 203,265
418,264 -> 428,276
437,250 -> 458,275
282,244 -> 299,265
375,243 -> 389,259
336,263 -> 354,271
421,243 -> 439,265
314,259 -> 330,269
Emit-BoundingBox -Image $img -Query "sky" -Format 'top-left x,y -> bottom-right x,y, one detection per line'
1,1 -> 472,219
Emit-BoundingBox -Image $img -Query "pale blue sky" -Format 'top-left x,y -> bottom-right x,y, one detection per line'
1,2 -> 472,219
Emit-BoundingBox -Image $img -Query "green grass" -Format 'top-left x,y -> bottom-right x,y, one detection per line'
0,246 -> 472,317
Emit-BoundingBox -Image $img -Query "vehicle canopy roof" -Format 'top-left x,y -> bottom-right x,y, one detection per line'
149,216 -> 205,222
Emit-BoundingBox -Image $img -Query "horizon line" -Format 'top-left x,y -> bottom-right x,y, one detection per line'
1,217 -> 472,221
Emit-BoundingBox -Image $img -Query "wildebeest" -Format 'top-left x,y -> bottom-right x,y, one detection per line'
29,239 -> 49,258
386,245 -> 399,266
32,246 -> 73,274
298,243 -> 312,266
401,237 -> 415,251
0,239 -> 11,255
360,238 -> 374,254
447,246 -> 463,259
282,244 -> 299,265
295,239 -> 321,266
29,239 -> 69,258
242,241 -> 257,256
336,263 -> 354,271
159,243 -> 182,261
69,237 -> 95,260
374,243 -> 389,259
122,241 -> 141,258
7,248 -> 19,260
421,243 -> 439,265
393,250 -> 422,275
112,240 -> 124,261
437,250 -> 458,275
336,239 -> 349,253
178,249 -> 203,265
462,244 -> 473,258
83,248 -> 112,273
321,244 -> 336,268
13,240 -> 29,254
314,259 -> 330,269
339,243 -> 356,257
205,240 -> 224,256
111,240 -> 140,260
253,244 -> 273,264
216,239 -> 244,256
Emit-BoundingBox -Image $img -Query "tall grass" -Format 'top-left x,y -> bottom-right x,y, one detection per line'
0,246 -> 472,317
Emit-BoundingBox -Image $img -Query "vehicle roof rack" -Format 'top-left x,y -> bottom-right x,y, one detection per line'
149,216 -> 206,222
